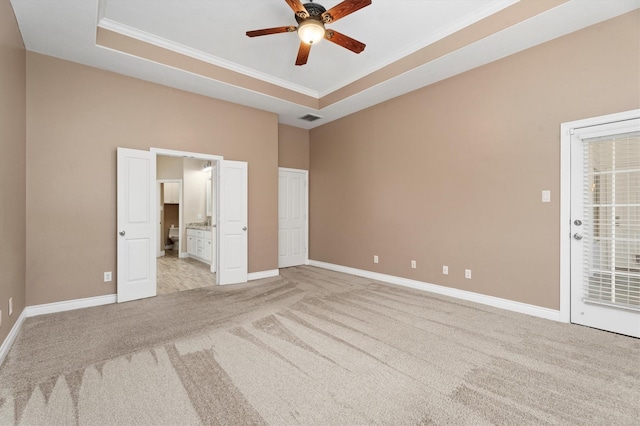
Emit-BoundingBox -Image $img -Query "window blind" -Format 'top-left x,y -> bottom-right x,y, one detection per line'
583,131 -> 640,311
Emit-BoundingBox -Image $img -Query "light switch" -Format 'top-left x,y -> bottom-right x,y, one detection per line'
542,190 -> 551,203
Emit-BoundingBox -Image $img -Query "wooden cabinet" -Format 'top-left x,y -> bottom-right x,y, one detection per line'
204,234 -> 213,263
196,231 -> 205,259
187,230 -> 197,257
164,182 -> 180,204
186,227 -> 215,268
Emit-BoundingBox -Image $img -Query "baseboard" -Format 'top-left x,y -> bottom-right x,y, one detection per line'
25,294 -> 117,318
309,260 -> 560,322
0,309 -> 27,368
248,269 -> 279,281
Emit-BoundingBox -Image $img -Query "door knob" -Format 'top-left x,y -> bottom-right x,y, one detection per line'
242,226 -> 247,231
119,230 -> 126,236
573,219 -> 582,226
573,233 -> 583,240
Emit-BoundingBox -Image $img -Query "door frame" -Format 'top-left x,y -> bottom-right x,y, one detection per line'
278,167 -> 309,267
559,109 -> 640,323
151,148 -> 224,283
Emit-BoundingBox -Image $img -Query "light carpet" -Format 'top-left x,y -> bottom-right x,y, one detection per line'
0,266 -> 638,425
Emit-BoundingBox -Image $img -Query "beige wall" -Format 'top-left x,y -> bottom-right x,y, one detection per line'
26,53 -> 279,306
0,0 -> 26,345
278,124 -> 309,170
157,155 -> 183,180
0,0 -> 26,344
309,11 -> 640,310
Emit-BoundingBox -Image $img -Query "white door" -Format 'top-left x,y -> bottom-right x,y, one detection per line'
117,148 -> 157,302
570,118 -> 640,337
209,166 -> 217,273
156,183 -> 163,257
217,160 -> 248,285
278,168 -> 308,268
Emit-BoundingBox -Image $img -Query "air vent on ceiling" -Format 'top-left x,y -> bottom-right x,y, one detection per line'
299,114 -> 323,122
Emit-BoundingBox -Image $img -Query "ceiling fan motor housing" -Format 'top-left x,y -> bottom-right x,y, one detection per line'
295,2 -> 327,23
246,0 -> 371,65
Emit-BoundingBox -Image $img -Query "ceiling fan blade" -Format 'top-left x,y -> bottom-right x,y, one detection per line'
324,30 -> 366,54
285,0 -> 309,19
246,26 -> 297,37
295,42 -> 311,66
321,0 -> 371,23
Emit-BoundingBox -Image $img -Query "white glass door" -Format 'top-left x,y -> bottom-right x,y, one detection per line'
570,119 -> 640,337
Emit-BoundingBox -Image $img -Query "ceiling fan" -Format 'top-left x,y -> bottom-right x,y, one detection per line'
246,0 -> 372,66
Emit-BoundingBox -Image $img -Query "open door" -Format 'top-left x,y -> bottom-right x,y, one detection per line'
209,165 -> 217,274
217,160 -> 248,285
117,148 -> 157,302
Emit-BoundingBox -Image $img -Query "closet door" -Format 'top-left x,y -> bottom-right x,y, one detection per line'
278,168 -> 308,268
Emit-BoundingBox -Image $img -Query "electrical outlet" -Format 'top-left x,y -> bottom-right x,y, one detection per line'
8,298 -> 12,316
411,260 -> 417,269
374,255 -> 379,264
542,190 -> 551,203
465,269 -> 472,279
104,271 -> 113,282
442,265 -> 448,275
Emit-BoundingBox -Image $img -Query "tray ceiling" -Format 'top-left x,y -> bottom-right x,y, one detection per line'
10,0 -> 640,128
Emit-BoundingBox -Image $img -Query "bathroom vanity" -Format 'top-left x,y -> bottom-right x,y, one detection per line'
186,225 -> 216,270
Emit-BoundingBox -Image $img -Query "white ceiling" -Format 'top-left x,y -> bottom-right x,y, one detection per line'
10,0 -> 640,129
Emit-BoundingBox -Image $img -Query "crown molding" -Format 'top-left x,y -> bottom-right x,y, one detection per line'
97,18 -> 321,99
317,0 -> 520,97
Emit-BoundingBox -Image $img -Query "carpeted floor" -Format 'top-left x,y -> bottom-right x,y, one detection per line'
0,266 -> 638,425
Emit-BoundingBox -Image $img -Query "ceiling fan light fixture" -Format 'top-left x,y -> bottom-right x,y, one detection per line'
297,19 -> 325,44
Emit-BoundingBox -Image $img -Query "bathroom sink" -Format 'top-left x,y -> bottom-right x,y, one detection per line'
186,223 -> 215,230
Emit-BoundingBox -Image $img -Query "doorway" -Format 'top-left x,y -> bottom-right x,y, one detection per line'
116,147 -> 248,303
560,110 -> 640,338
